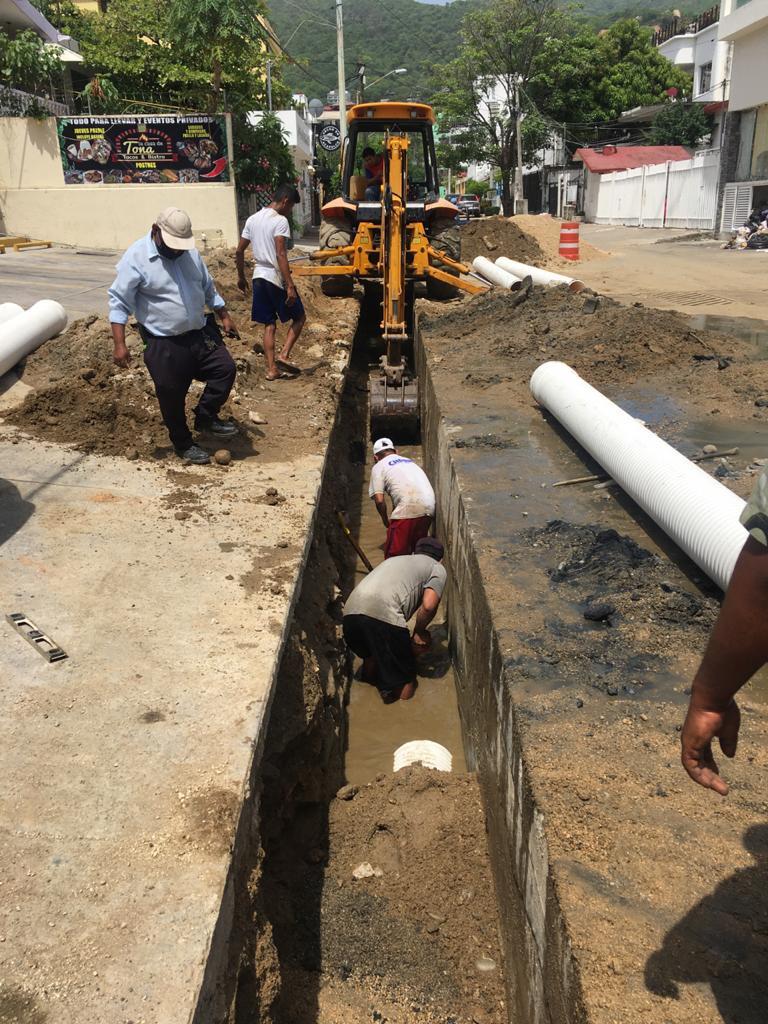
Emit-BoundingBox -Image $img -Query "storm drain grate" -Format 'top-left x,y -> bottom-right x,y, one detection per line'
656,292 -> 733,306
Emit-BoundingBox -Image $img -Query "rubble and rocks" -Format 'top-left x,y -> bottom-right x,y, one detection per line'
5,250 -> 358,461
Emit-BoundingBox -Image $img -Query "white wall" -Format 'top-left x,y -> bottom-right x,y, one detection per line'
585,151 -> 721,229
727,24 -> 768,110
0,117 -> 239,249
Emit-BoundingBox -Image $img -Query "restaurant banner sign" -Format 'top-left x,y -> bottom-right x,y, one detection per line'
57,115 -> 230,185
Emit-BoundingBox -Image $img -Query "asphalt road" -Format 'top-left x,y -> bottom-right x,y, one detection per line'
0,246 -> 117,320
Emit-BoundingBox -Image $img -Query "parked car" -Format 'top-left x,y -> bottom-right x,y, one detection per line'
458,194 -> 481,217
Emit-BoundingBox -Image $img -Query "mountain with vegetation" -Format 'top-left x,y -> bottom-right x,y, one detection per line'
267,0 -> 480,103
267,0 -> 713,103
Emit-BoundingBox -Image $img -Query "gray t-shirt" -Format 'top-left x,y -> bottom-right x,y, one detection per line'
343,554 -> 447,628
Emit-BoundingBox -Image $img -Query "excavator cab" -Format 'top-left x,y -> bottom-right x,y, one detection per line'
293,102 -> 485,440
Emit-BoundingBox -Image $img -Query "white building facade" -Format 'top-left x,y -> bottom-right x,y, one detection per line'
715,0 -> 768,229
655,5 -> 731,147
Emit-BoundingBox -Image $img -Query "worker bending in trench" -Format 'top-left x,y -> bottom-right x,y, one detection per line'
681,465 -> 768,795
370,438 -> 436,557
110,207 -> 240,465
342,537 -> 446,703
235,184 -> 306,381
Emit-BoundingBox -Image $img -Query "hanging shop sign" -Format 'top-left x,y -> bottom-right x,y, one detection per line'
57,115 -> 231,185
317,122 -> 341,152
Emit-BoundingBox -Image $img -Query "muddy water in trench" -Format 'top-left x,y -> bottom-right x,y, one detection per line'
343,445 -> 467,786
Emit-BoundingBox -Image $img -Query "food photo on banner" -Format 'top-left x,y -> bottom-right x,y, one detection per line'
57,115 -> 231,185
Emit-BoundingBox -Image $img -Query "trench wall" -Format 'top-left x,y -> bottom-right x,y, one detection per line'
417,328 -> 586,1024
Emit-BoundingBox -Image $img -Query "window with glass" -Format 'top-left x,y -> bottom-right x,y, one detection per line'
697,62 -> 712,95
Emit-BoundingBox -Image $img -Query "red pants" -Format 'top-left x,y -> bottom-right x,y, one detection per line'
384,515 -> 432,558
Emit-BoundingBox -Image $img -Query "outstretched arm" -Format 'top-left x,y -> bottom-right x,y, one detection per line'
413,587 -> 441,646
372,492 -> 389,528
681,536 -> 768,795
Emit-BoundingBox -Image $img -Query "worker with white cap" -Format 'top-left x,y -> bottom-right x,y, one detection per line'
109,207 -> 240,465
369,438 -> 436,557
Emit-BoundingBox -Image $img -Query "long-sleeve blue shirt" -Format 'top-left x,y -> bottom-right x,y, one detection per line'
108,232 -> 225,336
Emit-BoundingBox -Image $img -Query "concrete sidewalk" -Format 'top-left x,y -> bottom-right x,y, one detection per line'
0,422 -> 333,1021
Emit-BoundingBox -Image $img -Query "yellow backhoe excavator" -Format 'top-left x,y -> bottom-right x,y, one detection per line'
294,101 -> 484,439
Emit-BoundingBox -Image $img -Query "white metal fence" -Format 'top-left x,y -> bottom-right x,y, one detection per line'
588,149 -> 720,229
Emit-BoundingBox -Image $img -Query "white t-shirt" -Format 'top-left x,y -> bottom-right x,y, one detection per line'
369,453 -> 435,520
241,208 -> 291,288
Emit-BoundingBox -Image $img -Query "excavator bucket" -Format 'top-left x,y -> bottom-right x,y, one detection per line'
369,372 -> 420,442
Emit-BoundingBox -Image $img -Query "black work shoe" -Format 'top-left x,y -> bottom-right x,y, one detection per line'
195,415 -> 238,436
176,443 -> 211,464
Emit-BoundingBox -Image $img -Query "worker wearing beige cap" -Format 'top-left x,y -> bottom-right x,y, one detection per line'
109,207 -> 240,464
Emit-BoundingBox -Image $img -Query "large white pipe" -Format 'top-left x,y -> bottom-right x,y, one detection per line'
496,256 -> 585,293
530,360 -> 747,591
472,256 -> 521,289
0,300 -> 67,378
0,302 -> 24,326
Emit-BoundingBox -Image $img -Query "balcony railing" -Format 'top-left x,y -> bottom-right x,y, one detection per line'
652,5 -> 720,45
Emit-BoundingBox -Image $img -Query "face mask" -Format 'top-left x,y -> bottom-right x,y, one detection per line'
153,229 -> 185,260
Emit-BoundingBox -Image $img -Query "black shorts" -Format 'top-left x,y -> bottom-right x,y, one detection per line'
251,278 -> 305,325
343,614 -> 416,695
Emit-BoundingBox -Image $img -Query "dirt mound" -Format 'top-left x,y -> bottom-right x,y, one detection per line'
513,213 -> 608,265
420,284 -> 759,403
460,216 -> 545,266
7,251 -> 357,461
275,766 -> 505,1024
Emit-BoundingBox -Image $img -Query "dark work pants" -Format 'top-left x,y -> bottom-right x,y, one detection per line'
142,330 -> 236,451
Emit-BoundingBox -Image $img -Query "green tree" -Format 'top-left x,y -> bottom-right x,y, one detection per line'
432,0 -> 562,214
167,0 -> 270,113
0,28 -> 63,117
232,112 -> 296,201
649,101 -> 712,146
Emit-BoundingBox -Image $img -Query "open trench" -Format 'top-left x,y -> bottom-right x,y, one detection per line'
217,291 -> 508,1024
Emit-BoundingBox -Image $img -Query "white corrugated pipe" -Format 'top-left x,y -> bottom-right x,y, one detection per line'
0,300 -> 68,378
393,740 -> 452,773
530,361 -> 747,591
0,302 -> 24,326
472,256 -> 521,290
496,257 -> 585,293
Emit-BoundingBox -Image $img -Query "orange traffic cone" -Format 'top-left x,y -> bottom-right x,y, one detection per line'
558,221 -> 579,261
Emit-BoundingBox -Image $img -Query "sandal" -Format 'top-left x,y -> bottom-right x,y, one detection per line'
265,370 -> 294,381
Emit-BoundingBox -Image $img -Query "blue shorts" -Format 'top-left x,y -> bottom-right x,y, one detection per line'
251,278 -> 305,325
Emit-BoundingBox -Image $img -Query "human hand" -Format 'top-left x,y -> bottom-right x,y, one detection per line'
681,696 -> 741,796
286,284 -> 298,307
237,276 -> 250,295
113,342 -> 131,368
220,313 -> 240,339
411,629 -> 432,651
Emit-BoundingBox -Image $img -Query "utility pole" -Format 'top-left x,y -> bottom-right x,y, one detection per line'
355,61 -> 366,104
266,60 -> 273,112
513,76 -> 523,215
335,0 -> 347,145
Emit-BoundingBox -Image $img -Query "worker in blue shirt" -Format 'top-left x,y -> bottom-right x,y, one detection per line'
109,207 -> 240,465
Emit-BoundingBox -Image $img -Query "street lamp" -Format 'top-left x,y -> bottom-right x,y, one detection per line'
362,67 -> 407,100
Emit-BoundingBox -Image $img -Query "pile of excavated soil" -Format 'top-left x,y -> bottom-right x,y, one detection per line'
460,216 -> 545,266
271,766 -> 506,1024
512,213 -> 608,265
6,249 -> 358,461
420,285 -> 768,437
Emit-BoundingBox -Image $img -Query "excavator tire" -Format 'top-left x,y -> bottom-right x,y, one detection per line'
319,217 -> 354,297
426,217 -> 461,300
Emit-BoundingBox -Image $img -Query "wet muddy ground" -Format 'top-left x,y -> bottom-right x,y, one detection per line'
419,291 -> 768,1023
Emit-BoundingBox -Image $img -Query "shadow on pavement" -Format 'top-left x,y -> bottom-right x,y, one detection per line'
0,478 -> 34,548
645,823 -> 768,1022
